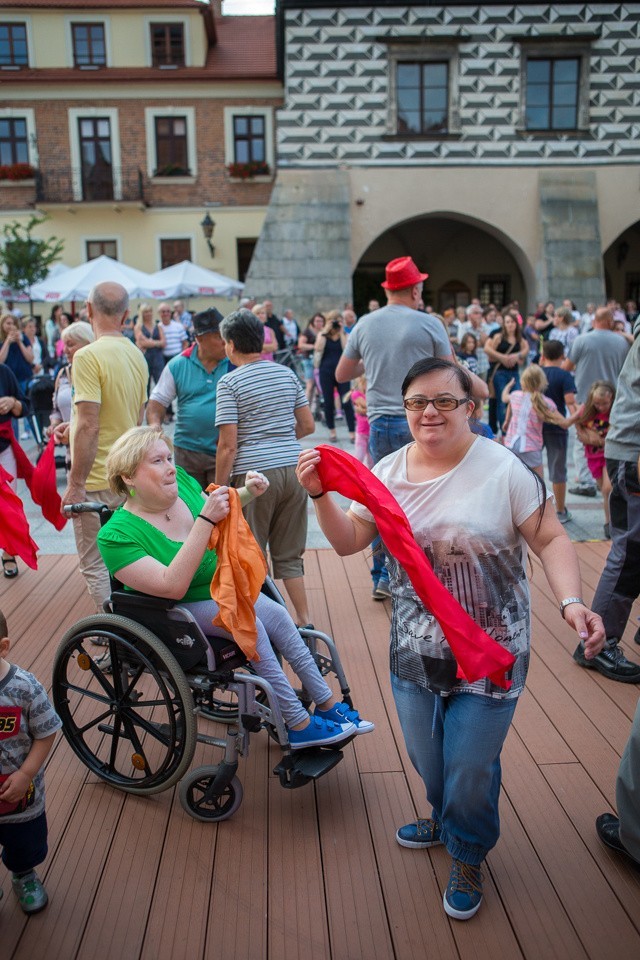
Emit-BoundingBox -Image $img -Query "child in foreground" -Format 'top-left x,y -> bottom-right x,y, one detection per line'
0,608 -> 61,914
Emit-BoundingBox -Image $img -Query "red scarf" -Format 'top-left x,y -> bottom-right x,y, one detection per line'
0,425 -> 66,532
314,444 -> 515,690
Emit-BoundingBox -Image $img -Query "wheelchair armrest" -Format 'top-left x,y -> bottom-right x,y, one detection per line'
110,589 -> 176,611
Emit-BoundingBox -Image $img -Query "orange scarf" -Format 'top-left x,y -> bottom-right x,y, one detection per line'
205,485 -> 267,662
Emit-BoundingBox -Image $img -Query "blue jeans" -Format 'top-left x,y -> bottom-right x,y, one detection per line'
368,416 -> 413,584
493,368 -> 520,434
391,675 -> 517,864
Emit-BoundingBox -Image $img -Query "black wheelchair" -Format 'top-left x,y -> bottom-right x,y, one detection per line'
52,503 -> 353,823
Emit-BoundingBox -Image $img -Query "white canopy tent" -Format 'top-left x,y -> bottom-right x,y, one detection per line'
29,255 -> 152,302
1,262 -> 71,303
141,260 -> 244,300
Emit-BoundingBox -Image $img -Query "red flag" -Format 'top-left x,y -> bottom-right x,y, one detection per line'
314,444 -> 515,690
30,436 -> 67,531
0,464 -> 38,569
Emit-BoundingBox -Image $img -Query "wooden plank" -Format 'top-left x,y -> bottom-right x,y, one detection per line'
540,762 -> 640,932
360,771 -> 461,960
316,551 -> 403,775
502,732 -> 640,960
523,654 -> 621,805
203,734 -> 269,960
315,753 -> 394,960
511,688 -> 577,765
76,789 -> 174,960
267,776 -> 331,959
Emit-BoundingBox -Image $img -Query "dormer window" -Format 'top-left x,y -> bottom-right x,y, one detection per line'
72,23 -> 106,69
150,23 -> 185,68
0,23 -> 28,69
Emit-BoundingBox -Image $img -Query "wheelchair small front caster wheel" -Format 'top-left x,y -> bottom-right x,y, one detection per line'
179,765 -> 243,822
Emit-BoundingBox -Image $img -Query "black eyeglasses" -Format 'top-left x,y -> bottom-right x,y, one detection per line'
403,395 -> 470,412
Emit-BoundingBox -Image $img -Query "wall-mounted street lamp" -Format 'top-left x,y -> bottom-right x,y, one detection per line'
200,213 -> 216,257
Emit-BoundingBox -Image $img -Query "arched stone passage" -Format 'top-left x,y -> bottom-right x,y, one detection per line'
603,220 -> 640,307
352,213 -> 535,316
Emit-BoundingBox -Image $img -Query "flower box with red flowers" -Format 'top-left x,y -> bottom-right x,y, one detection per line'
0,163 -> 36,182
226,161 -> 271,180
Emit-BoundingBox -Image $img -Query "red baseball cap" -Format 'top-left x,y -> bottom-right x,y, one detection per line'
381,256 -> 429,291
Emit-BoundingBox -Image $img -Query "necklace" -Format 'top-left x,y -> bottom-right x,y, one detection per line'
165,513 -> 171,521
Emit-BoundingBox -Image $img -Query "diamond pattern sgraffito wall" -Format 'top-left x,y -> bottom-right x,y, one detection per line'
278,3 -> 640,166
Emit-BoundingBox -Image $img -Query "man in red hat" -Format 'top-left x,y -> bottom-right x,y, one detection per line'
336,255 -> 488,598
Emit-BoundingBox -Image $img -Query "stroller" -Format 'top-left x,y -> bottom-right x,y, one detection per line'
25,373 -> 64,465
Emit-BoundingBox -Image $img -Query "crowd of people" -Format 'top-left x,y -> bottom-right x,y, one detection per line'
0,263 -> 639,921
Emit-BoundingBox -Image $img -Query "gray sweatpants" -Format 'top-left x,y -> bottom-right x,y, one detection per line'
618,698 -> 640,862
184,592 -> 331,726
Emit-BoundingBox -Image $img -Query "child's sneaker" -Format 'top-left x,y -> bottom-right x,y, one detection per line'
396,817 -> 442,848
287,714 -> 356,750
12,871 -> 48,914
315,701 -> 375,735
443,859 -> 483,920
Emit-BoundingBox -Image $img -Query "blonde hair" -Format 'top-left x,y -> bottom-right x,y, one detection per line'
61,320 -> 94,347
353,373 -> 367,393
106,426 -> 173,497
0,314 -> 16,339
135,303 -> 154,331
520,364 -> 561,424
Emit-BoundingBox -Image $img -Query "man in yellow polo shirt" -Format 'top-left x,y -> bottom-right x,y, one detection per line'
59,281 -> 147,610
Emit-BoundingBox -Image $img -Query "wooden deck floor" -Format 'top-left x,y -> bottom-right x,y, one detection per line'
1,544 -> 639,960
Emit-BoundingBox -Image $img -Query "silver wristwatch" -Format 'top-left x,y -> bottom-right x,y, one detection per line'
559,597 -> 584,619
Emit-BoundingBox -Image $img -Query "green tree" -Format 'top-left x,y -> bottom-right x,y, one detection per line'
0,214 -> 64,299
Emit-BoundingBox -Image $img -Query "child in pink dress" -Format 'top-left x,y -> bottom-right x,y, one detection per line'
346,375 -> 372,467
576,380 -> 615,538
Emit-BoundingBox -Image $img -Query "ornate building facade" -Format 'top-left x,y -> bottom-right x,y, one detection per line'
246,1 -> 640,317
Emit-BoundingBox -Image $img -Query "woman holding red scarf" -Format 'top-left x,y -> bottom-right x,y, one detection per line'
297,357 -> 604,921
0,363 -> 28,577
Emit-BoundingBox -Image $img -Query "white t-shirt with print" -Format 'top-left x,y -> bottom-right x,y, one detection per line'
350,437 -> 549,699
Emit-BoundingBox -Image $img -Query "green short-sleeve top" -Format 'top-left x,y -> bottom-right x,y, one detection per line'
97,466 -> 217,602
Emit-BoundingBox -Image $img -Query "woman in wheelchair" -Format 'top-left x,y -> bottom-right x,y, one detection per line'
96,426 -> 374,750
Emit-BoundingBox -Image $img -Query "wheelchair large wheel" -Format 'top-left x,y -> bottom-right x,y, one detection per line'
53,615 -> 197,795
178,765 -> 243,822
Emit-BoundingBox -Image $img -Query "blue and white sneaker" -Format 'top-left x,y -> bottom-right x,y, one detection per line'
396,818 -> 442,848
287,714 -> 356,750
443,859 -> 484,920
315,701 -> 375,735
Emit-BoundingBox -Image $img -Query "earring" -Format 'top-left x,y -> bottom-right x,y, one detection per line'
129,487 -> 135,497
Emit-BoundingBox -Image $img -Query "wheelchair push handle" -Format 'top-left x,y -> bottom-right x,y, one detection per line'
63,501 -> 112,517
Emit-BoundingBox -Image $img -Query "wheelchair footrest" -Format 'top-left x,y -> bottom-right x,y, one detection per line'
273,747 -> 344,789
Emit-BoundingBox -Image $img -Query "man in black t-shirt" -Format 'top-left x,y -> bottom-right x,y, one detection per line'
263,300 -> 286,351
541,340 -> 578,523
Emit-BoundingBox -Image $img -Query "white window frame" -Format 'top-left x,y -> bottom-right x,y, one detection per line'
0,15 -> 33,70
223,105 -> 274,169
82,236 -> 121,261
144,16 -> 191,69
68,107 -> 121,202
0,107 -> 37,167
145,106 -> 197,179
386,42 -> 461,137
64,14 -> 111,70
156,234 -> 194,270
